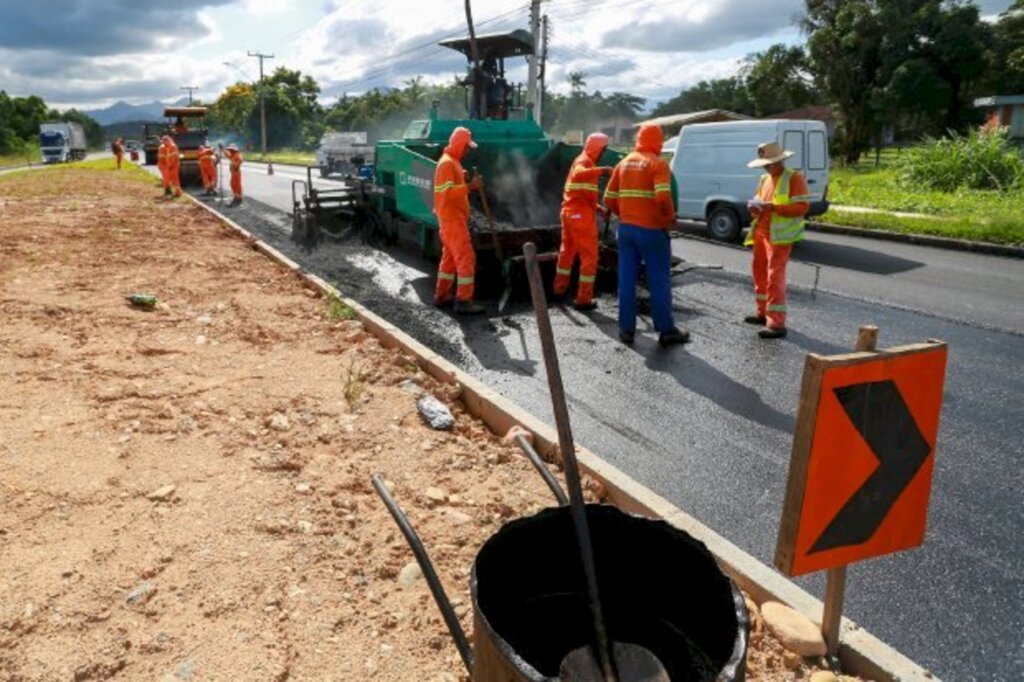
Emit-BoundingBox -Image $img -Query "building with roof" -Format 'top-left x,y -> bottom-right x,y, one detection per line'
634,109 -> 751,136
974,95 -> 1024,139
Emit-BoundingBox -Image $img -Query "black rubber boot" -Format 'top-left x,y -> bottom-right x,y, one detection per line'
758,327 -> 788,339
573,301 -> 598,312
658,328 -> 691,347
619,330 -> 635,345
744,315 -> 767,325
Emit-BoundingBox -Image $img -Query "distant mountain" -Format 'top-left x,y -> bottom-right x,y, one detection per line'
85,97 -> 191,126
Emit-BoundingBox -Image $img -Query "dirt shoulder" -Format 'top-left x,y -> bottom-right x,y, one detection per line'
0,162 -> 849,681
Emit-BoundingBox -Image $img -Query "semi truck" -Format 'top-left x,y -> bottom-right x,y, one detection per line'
39,122 -> 87,163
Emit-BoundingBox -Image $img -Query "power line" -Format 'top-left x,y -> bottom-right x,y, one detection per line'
247,51 -> 275,157
179,85 -> 199,104
329,4 -> 530,92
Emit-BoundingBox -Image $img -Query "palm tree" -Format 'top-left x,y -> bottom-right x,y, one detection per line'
569,71 -> 587,97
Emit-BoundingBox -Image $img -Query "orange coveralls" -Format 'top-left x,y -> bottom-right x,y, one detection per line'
749,169 -> 809,330
157,138 -> 181,197
554,132 -> 609,306
228,150 -> 243,199
433,129 -> 476,304
113,139 -> 124,169
198,147 -> 217,192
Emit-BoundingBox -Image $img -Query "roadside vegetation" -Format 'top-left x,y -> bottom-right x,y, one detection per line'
0,141 -> 38,167
824,130 -> 1024,245
259,148 -> 315,166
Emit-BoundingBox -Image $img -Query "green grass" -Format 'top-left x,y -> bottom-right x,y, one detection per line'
824,164 -> 1024,245
256,149 -> 316,166
0,156 -> 157,187
0,142 -> 40,167
325,294 -> 358,321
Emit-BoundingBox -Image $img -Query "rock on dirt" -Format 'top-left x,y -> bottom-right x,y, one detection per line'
417,395 -> 455,430
761,601 -> 828,657
146,485 -> 176,501
125,581 -> 156,606
398,562 -> 423,588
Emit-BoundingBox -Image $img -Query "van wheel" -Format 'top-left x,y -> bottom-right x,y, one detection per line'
707,206 -> 741,242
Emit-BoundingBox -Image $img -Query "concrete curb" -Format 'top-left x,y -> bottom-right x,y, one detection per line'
809,220 -> 1024,259
187,194 -> 939,682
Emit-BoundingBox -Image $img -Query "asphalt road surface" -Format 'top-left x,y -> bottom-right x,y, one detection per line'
142,161 -> 1021,680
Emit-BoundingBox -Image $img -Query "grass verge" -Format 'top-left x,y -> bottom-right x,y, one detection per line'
0,143 -> 40,167
256,149 -> 316,166
0,157 -> 157,188
826,165 -> 1023,245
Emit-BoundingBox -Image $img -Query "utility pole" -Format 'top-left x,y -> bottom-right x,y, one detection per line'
179,86 -> 198,105
538,14 -> 549,128
526,0 -> 541,120
247,51 -> 274,158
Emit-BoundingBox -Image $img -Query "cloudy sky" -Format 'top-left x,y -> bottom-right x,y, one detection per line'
0,0 -> 1013,111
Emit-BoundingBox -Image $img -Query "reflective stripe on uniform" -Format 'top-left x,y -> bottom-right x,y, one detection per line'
564,182 -> 599,192
755,294 -> 768,300
654,183 -> 671,194
579,275 -> 596,283
604,189 -> 620,198
556,267 -> 571,276
616,189 -> 656,198
767,304 -> 788,312
437,272 -> 456,281
457,276 -> 474,285
435,181 -> 456,193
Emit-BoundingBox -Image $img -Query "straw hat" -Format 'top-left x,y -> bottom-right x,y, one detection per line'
225,144 -> 238,152
747,142 -> 794,168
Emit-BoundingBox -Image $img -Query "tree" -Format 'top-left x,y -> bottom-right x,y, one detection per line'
987,0 -> 1024,94
742,44 -> 820,117
568,71 -> 587,97
209,82 -> 257,144
652,77 -> 754,118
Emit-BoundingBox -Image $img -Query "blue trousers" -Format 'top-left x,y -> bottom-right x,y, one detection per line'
617,223 -> 676,333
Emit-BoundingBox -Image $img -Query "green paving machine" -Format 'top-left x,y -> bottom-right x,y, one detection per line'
292,28 -> 624,303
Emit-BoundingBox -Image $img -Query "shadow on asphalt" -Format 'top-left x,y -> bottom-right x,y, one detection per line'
792,239 -> 925,275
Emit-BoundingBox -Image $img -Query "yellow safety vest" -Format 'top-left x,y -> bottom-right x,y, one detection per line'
745,168 -> 808,246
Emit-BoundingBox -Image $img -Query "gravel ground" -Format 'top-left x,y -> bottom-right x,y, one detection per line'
0,164 -> 859,681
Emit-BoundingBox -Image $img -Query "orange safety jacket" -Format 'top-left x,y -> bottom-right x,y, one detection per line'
562,154 -> 604,214
198,147 -> 216,170
433,152 -> 470,224
229,151 -> 243,173
158,142 -> 180,169
605,125 -> 674,229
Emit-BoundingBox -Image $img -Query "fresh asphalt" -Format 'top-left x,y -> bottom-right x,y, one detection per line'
144,161 -> 1022,680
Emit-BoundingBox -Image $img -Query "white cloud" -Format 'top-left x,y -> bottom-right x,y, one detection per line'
245,0 -> 293,17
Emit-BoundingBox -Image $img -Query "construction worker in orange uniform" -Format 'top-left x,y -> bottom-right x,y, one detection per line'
553,132 -> 613,311
198,145 -> 217,196
226,145 -> 243,206
113,138 -> 124,170
744,141 -> 811,339
433,126 -> 484,315
605,124 -> 688,347
157,136 -> 181,198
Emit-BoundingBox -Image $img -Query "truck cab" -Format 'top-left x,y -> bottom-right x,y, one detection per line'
670,119 -> 830,241
39,122 -> 87,163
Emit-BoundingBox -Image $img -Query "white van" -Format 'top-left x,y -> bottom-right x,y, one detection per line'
670,120 -> 830,241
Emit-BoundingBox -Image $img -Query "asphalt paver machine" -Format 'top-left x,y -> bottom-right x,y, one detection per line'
291,28 -> 624,304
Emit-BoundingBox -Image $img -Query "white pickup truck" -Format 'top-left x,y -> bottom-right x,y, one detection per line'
316,131 -> 374,178
669,119 -> 831,241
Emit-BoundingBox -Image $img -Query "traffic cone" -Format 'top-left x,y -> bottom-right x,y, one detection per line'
267,161 -> 274,176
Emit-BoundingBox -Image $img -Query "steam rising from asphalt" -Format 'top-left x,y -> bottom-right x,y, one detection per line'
485,148 -> 562,227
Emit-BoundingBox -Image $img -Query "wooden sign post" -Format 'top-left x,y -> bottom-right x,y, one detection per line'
776,325 -> 948,656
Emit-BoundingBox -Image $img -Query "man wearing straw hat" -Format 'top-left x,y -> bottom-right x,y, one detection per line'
744,141 -> 811,339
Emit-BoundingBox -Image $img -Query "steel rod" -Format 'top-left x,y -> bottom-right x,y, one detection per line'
370,474 -> 474,673
523,242 -> 617,682
514,433 -> 569,506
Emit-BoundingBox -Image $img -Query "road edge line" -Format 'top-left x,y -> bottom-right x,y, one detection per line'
187,195 -> 939,682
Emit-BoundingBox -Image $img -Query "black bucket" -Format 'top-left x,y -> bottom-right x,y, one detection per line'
471,504 -> 748,681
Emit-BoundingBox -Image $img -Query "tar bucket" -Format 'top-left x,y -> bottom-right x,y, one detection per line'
471,504 -> 748,681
